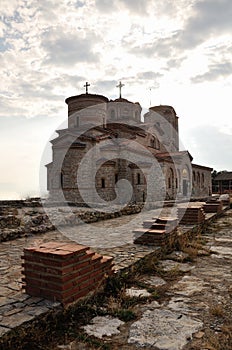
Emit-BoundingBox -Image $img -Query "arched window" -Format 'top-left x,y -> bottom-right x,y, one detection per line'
137,173 -> 141,185
193,171 -> 196,182
60,173 -> 64,189
101,178 -> 105,188
197,172 -> 200,185
168,168 -> 174,188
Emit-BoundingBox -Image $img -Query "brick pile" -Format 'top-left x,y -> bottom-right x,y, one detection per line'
133,217 -> 178,246
22,242 -> 114,306
203,201 -> 223,214
177,205 -> 205,225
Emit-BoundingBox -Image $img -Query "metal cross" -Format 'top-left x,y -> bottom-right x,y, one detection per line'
116,81 -> 125,98
84,82 -> 90,94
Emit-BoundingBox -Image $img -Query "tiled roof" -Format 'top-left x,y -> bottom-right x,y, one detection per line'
214,172 -> 232,181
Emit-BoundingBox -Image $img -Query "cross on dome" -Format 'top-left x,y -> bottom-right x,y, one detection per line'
116,81 -> 125,98
84,82 -> 90,94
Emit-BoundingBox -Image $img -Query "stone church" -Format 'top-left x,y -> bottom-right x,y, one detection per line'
46,83 -> 212,205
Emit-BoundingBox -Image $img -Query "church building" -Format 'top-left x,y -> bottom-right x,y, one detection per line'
46,83 -> 212,205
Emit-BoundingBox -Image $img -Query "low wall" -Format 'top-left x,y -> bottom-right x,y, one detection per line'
0,203 -> 145,242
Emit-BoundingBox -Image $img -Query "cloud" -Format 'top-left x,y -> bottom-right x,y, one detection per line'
184,125 -> 232,170
95,0 -> 117,13
95,0 -> 152,14
191,61 -> 232,83
0,37 -> 12,52
177,0 -> 232,49
41,27 -> 99,66
137,71 -> 163,80
94,79 -> 118,94
129,33 -> 178,58
120,0 -> 152,14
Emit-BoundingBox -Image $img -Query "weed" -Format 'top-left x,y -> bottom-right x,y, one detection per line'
114,308 -> 137,322
210,304 -> 224,318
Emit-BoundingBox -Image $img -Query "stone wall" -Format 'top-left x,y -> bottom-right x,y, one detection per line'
192,165 -> 212,197
0,203 -> 145,242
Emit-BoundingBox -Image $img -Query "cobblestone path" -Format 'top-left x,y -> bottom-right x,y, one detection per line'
0,206 -> 173,340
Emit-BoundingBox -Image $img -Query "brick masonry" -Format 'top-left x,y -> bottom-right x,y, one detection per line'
133,217 -> 178,246
22,242 -> 114,306
177,205 -> 206,225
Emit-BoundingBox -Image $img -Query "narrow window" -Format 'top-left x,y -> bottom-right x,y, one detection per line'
60,173 -> 64,189
168,177 -> 171,188
137,173 -> 141,185
115,174 -> 118,183
176,178 -> 178,188
101,178 -> 105,188
201,173 -> 204,187
193,171 -> 196,181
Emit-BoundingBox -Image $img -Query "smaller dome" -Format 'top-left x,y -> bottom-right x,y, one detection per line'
113,97 -> 132,103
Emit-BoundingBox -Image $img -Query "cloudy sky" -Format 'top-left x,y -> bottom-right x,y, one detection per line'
0,0 -> 232,199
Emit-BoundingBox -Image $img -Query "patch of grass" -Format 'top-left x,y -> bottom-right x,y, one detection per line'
204,325 -> 232,350
114,308 -> 137,322
210,304 -> 225,318
151,290 -> 160,299
138,255 -> 160,274
72,332 -> 111,350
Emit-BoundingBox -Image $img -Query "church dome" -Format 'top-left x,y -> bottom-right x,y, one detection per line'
65,93 -> 109,116
113,97 -> 132,103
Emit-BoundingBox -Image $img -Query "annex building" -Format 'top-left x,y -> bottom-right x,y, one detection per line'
47,84 -> 212,205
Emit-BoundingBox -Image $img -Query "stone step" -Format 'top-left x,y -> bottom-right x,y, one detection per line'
143,221 -> 166,230
152,217 -> 178,225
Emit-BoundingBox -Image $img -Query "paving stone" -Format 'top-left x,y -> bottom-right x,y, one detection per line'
210,246 -> 232,258
0,286 -> 11,297
128,307 -> 203,349
0,326 -> 10,337
141,275 -> 166,287
3,307 -> 22,316
83,316 -> 124,338
24,306 -> 50,317
0,297 -> 12,307
23,296 -> 44,305
166,251 -> 190,262
125,287 -> 151,298
159,260 -> 194,273
171,276 -> 206,296
0,312 -> 34,328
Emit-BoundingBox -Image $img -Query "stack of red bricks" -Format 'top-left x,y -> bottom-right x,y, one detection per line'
133,217 -> 178,246
22,242 -> 114,306
203,200 -> 223,214
177,205 -> 205,225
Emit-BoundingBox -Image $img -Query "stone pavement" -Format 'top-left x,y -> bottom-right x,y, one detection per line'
0,206 -> 171,341
0,204 -> 225,347
59,209 -> 232,350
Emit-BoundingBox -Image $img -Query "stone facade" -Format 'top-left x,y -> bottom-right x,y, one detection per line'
47,92 -> 212,204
